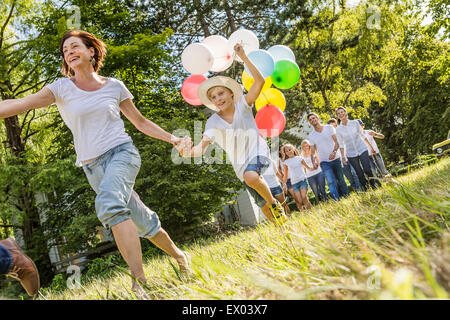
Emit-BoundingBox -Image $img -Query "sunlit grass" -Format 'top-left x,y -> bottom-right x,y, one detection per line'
41,158 -> 449,300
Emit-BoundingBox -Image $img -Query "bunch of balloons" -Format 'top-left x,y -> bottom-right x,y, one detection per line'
181,29 -> 301,138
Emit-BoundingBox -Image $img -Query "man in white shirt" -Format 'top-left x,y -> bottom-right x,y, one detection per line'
328,118 -> 362,191
307,113 -> 349,201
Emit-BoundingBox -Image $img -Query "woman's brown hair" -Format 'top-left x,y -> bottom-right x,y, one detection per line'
59,30 -> 107,77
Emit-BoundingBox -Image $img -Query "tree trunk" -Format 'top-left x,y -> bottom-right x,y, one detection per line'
193,0 -> 211,37
223,2 -> 237,34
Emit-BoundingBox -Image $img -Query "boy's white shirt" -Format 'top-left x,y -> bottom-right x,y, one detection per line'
203,95 -> 270,182
364,130 -> 380,155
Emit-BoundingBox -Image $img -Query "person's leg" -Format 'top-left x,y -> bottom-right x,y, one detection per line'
83,143 -> 150,289
300,186 -> 311,209
147,229 -> 188,270
348,156 -> 368,191
111,219 -> 146,286
288,187 -> 301,209
342,163 -> 357,191
243,170 -> 276,205
293,189 -> 304,211
307,175 -> 320,203
374,153 -> 389,176
320,161 -> 340,201
369,155 -> 379,177
316,171 -> 328,201
360,151 -> 381,189
331,159 -> 349,197
349,164 -> 362,190
274,192 -> 291,216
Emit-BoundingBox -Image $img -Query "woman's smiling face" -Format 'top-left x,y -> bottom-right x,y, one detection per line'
62,36 -> 94,70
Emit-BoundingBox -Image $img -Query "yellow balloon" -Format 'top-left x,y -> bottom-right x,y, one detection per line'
242,70 -> 272,92
255,88 -> 286,111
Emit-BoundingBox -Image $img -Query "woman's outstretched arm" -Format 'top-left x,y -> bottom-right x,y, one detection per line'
0,88 -> 55,119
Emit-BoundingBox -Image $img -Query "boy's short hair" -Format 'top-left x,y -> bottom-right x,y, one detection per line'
207,86 -> 233,99
307,112 -> 319,121
327,118 -> 337,124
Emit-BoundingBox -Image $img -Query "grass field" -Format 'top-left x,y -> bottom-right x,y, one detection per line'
39,157 -> 449,300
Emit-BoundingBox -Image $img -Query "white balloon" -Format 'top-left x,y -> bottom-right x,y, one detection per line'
181,43 -> 214,74
228,29 -> 259,63
202,35 -> 234,72
268,45 -> 296,62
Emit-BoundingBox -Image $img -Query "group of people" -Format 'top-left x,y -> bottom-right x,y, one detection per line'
271,111 -> 389,212
0,29 -> 389,298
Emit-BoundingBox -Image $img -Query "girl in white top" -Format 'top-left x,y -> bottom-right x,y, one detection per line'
300,140 -> 328,202
335,107 -> 380,190
0,29 -> 191,297
281,144 -> 312,211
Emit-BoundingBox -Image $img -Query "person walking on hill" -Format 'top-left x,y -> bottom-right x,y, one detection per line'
307,113 -> 349,201
335,107 -> 381,190
0,30 -> 191,297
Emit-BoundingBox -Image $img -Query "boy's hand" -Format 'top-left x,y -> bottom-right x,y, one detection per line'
234,43 -> 246,61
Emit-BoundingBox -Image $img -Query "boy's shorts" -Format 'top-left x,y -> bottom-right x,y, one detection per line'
243,155 -> 271,207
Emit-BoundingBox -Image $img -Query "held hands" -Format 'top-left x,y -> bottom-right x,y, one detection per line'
172,136 -> 193,157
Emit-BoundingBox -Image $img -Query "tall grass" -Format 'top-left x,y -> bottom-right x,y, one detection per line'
40,158 -> 449,300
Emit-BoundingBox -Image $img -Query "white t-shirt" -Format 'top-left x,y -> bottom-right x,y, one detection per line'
46,77 -> 133,166
336,120 -> 368,158
302,154 -> 322,178
283,156 -> 307,184
203,96 -> 270,182
308,125 -> 338,163
364,130 -> 380,155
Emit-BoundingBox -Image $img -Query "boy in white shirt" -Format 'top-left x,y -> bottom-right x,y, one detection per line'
179,44 -> 287,225
357,119 -> 389,177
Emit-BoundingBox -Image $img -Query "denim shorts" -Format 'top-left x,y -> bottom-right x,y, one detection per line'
243,155 -> 271,175
243,155 -> 271,207
270,185 -> 283,197
82,142 -> 161,238
286,178 -> 292,190
292,179 -> 308,193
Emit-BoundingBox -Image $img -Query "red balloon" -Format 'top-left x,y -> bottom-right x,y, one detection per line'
255,104 -> 286,138
181,75 -> 207,105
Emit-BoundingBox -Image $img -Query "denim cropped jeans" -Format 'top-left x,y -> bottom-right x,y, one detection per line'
83,142 -> 161,238
307,171 -> 327,202
348,150 -> 381,191
320,158 -> 349,201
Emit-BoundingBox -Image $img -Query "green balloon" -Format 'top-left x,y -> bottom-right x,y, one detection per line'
270,59 -> 300,90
